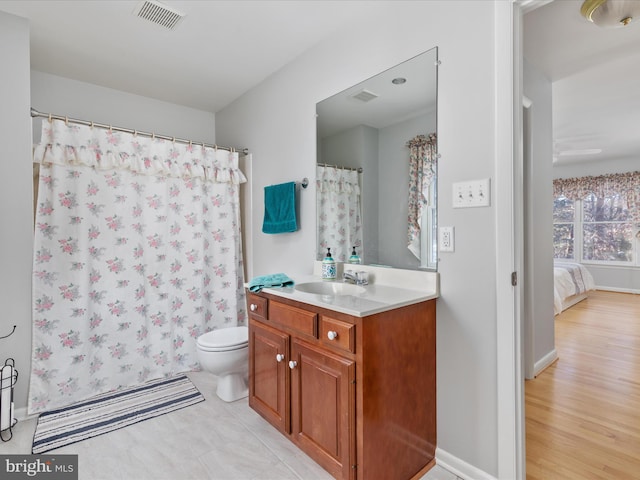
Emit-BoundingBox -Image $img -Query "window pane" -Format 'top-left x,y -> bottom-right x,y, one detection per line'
582,193 -> 629,222
583,223 -> 633,262
553,196 -> 574,222
553,224 -> 574,259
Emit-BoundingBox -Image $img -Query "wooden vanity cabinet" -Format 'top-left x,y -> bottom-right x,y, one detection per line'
249,320 -> 289,433
247,291 -> 436,480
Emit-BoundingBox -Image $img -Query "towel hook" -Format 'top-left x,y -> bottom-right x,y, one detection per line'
300,178 -> 309,189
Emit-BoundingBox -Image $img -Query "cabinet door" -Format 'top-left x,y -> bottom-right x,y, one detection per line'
290,339 -> 355,480
249,320 -> 289,433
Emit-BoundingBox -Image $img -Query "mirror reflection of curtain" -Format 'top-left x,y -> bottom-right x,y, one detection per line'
316,165 -> 362,263
407,133 -> 437,260
29,118 -> 247,414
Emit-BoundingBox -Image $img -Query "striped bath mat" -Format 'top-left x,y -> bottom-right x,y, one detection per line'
32,375 -> 204,454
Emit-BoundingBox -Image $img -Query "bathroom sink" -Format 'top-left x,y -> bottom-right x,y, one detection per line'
295,281 -> 366,296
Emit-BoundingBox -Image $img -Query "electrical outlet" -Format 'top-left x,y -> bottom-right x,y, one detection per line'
439,226 -> 454,252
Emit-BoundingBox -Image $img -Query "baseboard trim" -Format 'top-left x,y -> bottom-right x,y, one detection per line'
595,286 -> 640,295
15,406 -> 37,422
533,348 -> 558,377
436,447 -> 497,480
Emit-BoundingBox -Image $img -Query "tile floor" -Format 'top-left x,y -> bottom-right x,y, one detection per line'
1,372 -> 460,480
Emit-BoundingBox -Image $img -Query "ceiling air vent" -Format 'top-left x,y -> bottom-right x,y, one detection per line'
350,89 -> 379,103
133,0 -> 185,30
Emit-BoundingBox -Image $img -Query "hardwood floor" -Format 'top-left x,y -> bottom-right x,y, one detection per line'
525,290 -> 640,479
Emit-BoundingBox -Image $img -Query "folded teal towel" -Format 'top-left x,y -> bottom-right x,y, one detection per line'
262,182 -> 297,234
248,273 -> 295,292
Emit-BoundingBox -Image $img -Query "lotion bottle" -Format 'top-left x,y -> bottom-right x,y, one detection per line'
348,246 -> 361,265
322,248 -> 336,281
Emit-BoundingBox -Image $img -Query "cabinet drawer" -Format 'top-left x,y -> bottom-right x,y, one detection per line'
320,316 -> 355,353
270,301 -> 317,338
247,293 -> 268,320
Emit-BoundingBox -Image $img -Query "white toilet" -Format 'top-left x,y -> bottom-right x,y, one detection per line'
196,326 -> 249,402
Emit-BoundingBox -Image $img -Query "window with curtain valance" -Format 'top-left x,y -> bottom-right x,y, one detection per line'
553,171 -> 640,224
553,171 -> 640,264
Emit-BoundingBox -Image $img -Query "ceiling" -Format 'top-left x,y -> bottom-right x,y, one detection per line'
316,48 -> 437,139
0,0 -> 367,112
2,0 -> 639,166
524,0 -> 640,166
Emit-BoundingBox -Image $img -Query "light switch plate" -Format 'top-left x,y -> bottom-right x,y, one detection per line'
453,178 -> 491,208
439,226 -> 454,252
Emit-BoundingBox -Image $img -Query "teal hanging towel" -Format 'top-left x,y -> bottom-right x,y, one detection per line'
262,181 -> 298,234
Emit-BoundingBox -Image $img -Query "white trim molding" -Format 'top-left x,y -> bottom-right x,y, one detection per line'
436,448 -> 498,480
518,0 -> 555,14
496,0 -> 525,478
534,348 -> 558,377
596,286 -> 640,295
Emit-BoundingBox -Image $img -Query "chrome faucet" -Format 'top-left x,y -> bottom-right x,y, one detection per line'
343,270 -> 369,286
342,270 -> 358,284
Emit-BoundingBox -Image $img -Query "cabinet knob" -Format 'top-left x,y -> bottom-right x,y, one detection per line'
327,331 -> 338,341
250,304 -> 257,311
276,353 -> 285,362
288,360 -> 297,370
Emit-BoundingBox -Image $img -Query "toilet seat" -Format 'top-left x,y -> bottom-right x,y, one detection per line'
197,327 -> 248,352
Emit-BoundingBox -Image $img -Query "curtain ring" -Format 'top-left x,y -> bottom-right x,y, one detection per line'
64,116 -> 69,126
152,132 -> 155,140
133,130 -> 137,137
109,125 -> 113,133
90,121 -> 94,129
48,113 -> 52,123
172,137 -> 175,144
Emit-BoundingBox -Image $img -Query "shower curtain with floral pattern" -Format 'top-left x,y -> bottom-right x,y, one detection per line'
28,119 -> 247,414
316,165 -> 362,263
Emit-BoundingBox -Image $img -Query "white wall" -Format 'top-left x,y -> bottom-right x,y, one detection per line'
31,71 -> 216,144
523,60 -> 556,376
216,1 -> 501,476
553,157 -> 640,293
552,157 -> 639,179
0,10 -> 33,418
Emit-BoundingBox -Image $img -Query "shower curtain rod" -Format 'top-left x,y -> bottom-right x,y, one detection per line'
30,108 -> 249,155
318,163 -> 363,173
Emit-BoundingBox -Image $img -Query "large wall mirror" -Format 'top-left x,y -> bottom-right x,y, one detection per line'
316,47 -> 438,271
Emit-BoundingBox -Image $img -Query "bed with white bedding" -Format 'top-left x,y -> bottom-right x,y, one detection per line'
553,261 -> 596,315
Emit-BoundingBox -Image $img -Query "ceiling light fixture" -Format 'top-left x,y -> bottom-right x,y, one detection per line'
580,0 -> 640,27
392,77 -> 407,85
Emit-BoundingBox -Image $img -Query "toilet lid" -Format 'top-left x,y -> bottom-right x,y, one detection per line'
197,327 -> 248,350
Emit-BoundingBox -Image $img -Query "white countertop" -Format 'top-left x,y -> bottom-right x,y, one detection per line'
248,263 -> 439,317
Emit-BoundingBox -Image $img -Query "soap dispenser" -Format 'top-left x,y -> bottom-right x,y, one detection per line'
348,246 -> 361,265
322,248 -> 337,281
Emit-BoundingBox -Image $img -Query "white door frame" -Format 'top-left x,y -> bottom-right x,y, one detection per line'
522,96 -> 535,381
495,1 -> 526,478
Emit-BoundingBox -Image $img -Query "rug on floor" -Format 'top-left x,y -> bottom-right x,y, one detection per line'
32,374 -> 204,454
